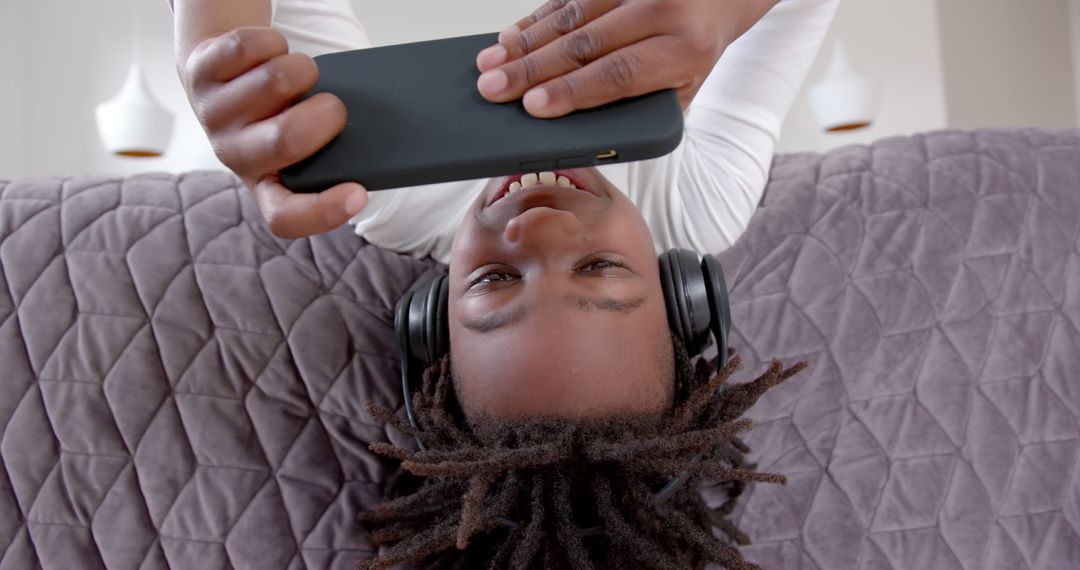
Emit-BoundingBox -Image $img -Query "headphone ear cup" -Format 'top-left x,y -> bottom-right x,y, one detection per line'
397,274 -> 448,441
422,275 -> 441,364
395,287 -> 416,365
701,256 -> 731,367
659,250 -> 687,342
660,249 -> 712,355
431,275 -> 450,362
395,284 -> 422,434
676,249 -> 712,355
405,274 -> 447,366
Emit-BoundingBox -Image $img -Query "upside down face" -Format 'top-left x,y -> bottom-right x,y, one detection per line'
448,167 -> 674,420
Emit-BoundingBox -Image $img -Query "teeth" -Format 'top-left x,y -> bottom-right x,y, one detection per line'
505,172 -> 584,199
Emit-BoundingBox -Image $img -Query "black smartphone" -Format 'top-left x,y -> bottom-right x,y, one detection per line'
279,33 -> 684,193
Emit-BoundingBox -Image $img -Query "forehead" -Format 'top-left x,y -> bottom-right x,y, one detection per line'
449,292 -> 673,419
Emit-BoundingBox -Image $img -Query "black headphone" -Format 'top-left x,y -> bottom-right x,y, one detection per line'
393,248 -> 731,530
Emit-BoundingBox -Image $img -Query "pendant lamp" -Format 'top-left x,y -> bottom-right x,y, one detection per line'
95,16 -> 174,158
808,41 -> 878,133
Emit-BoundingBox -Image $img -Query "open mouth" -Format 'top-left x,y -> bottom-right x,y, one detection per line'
488,170 -> 592,206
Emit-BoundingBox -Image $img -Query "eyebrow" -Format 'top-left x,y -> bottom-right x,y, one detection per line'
460,294 -> 647,333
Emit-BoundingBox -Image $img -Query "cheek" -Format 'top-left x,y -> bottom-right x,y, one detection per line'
450,179 -> 501,263
448,333 -> 538,416
449,220 -> 497,286
593,203 -> 663,279
449,216 -> 480,263
590,187 -> 656,250
619,206 -> 658,252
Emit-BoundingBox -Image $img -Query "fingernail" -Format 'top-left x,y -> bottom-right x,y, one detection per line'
477,44 -> 508,69
478,69 -> 509,96
523,87 -> 549,112
498,25 -> 519,44
345,188 -> 367,216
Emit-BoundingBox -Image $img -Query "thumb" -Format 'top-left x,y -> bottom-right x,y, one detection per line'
254,174 -> 368,239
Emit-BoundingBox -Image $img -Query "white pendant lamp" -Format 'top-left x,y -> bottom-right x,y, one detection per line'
95,19 -> 174,157
808,41 -> 878,133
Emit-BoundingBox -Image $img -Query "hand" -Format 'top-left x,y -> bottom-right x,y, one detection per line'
179,27 -> 368,239
475,0 -> 748,118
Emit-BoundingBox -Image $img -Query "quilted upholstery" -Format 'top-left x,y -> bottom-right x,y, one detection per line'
0,173 -> 442,568
719,129 -> 1080,570
1,129 -> 1078,569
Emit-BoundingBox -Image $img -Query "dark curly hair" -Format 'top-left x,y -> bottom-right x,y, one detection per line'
358,336 -> 806,570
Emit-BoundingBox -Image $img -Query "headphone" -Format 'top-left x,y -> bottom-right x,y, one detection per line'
393,248 -> 731,531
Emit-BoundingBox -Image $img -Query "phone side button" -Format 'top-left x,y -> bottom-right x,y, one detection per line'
519,160 -> 555,172
556,156 -> 590,168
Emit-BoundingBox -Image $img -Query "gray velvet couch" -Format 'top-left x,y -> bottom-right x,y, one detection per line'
1,129 -> 1078,569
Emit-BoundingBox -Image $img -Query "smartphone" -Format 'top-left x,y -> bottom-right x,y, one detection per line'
279,32 -> 684,193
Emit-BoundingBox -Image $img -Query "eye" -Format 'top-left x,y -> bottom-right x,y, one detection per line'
478,271 -> 516,284
467,267 -> 520,290
575,255 -> 631,275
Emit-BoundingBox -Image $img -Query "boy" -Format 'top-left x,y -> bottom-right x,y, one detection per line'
172,1 -> 837,566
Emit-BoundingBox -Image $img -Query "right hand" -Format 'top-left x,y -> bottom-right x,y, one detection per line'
474,0 -> 742,118
179,27 -> 368,239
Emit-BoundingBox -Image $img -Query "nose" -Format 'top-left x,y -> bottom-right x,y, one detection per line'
503,207 -> 586,248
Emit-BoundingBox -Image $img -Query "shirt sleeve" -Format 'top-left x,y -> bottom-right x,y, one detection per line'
271,0 -> 372,55
625,0 -> 840,255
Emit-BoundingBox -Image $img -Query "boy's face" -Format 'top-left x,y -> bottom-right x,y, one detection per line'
448,167 -> 674,419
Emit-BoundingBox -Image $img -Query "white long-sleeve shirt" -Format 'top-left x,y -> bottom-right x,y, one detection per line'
263,0 -> 838,264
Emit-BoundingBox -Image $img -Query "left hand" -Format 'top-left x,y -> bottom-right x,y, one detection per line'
475,0 -> 748,118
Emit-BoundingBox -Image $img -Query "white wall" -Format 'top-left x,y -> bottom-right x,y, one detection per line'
1069,0 -> 1080,122
1,0 -> 218,178
352,0 -> 537,45
937,0 -> 1077,129
0,1 -> 27,179
776,0 -> 950,153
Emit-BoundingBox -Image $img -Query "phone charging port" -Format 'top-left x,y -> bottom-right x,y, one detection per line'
595,149 -> 618,162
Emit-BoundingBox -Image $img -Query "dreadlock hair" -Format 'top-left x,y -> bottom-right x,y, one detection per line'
358,335 -> 807,570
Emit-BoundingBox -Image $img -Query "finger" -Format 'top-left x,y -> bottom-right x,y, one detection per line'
477,4 -> 658,103
508,0 -> 572,39
504,0 -> 622,62
196,52 -> 318,130
217,92 -> 346,177
186,27 -> 289,87
477,0 -> 619,72
523,35 -> 694,118
253,175 -> 368,239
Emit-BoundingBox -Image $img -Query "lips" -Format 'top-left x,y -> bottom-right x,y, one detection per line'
488,170 -> 593,207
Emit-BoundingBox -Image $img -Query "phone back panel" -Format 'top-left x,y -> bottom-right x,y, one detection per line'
280,33 -> 683,192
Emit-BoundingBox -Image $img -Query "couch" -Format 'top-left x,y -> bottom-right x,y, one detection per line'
1,129 -> 1078,569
